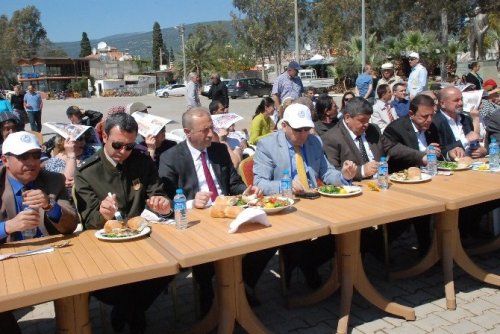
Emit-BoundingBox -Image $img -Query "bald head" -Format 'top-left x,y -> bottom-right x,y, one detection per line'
438,87 -> 463,118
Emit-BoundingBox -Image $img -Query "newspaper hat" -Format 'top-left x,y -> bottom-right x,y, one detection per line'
381,62 -> 394,70
283,104 -> 314,129
2,131 -> 41,156
126,102 -> 151,114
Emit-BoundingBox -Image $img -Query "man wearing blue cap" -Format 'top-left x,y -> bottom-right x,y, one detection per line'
272,61 -> 304,109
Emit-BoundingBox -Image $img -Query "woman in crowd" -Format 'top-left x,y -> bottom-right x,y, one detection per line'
465,62 -> 483,90
0,93 -> 13,113
314,94 -> 339,137
249,97 -> 275,145
339,91 -> 355,119
44,132 -> 96,190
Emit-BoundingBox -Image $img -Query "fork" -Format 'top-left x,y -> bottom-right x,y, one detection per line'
0,240 -> 70,261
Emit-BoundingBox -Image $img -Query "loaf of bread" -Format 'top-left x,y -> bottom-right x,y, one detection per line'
210,205 -> 244,218
127,216 -> 148,231
104,220 -> 125,233
456,156 -> 473,168
213,196 -> 238,206
406,167 -> 422,180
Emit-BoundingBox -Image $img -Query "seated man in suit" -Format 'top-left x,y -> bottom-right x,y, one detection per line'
75,113 -> 173,333
253,103 -> 357,288
323,97 -> 384,181
383,94 -> 442,173
158,107 -> 270,314
433,86 -> 486,159
0,131 -> 77,332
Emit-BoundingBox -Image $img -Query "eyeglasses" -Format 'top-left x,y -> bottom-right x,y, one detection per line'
111,142 -> 135,151
291,127 -> 312,133
8,151 -> 42,161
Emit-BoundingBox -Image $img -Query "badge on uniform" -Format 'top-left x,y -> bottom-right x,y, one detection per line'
132,178 -> 142,191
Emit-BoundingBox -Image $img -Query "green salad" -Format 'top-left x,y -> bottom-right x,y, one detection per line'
318,185 -> 347,194
437,161 -> 458,170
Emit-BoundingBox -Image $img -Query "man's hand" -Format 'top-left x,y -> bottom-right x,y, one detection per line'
465,131 -> 480,143
99,194 -> 118,221
243,185 -> 262,197
22,189 -> 50,210
470,146 -> 487,158
292,179 -> 306,194
146,196 -> 172,215
361,160 -> 378,178
194,191 -> 212,209
5,210 -> 40,234
427,143 -> 442,158
448,147 -> 466,160
342,160 -> 357,180
145,134 -> 157,151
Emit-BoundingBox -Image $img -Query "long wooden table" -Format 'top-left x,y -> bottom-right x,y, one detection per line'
0,230 -> 178,334
150,207 -> 331,334
291,185 -> 445,334
389,170 -> 500,310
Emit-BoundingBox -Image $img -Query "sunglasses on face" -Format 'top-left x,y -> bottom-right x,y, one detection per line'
409,58 -> 417,61
111,142 -> 135,151
8,151 -> 42,161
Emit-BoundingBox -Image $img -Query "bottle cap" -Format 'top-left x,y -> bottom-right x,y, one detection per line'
283,169 -> 289,175
176,188 -> 183,194
380,156 -> 386,162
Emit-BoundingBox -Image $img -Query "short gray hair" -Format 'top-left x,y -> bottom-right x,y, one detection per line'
189,72 -> 198,80
182,107 -> 210,129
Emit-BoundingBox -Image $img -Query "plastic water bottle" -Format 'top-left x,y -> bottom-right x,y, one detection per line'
173,188 -> 188,230
21,206 -> 38,239
426,145 -> 438,176
489,137 -> 499,169
377,157 -> 389,190
280,169 -> 293,199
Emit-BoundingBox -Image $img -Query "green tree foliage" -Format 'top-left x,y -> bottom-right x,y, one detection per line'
38,39 -> 68,57
79,32 -> 91,57
174,34 -> 214,78
152,22 -> 167,70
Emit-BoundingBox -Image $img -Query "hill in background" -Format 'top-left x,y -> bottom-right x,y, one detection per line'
55,20 -> 234,59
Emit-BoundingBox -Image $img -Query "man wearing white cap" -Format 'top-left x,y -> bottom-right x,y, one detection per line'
0,131 -> 77,243
407,52 -> 428,100
376,62 -> 402,91
254,103 -> 356,288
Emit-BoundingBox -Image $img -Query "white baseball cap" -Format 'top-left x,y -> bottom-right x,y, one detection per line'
381,62 -> 394,70
283,104 -> 314,129
2,131 -> 41,156
409,52 -> 419,59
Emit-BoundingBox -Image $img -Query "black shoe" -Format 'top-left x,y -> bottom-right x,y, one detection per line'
110,306 -> 127,333
129,311 -> 146,334
245,288 -> 261,307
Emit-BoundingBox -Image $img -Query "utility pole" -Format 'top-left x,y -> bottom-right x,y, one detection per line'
294,0 -> 299,62
361,0 -> 366,71
159,48 -> 163,67
176,24 -> 187,83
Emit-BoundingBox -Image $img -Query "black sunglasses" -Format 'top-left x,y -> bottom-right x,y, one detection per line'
111,142 -> 135,151
8,151 -> 42,161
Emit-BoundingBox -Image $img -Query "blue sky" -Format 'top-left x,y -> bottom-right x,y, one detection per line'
2,0 -> 235,42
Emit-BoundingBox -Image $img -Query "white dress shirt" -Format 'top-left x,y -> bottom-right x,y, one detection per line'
343,120 -> 374,178
441,111 -> 469,150
411,120 -> 428,152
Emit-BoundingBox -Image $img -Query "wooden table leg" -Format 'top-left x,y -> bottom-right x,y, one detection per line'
466,235 -> 500,256
54,293 -> 92,334
389,221 -> 440,281
336,231 -> 415,334
287,257 -> 340,308
214,256 -> 270,334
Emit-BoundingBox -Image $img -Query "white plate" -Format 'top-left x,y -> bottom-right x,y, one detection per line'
254,197 -> 294,214
437,165 -> 471,171
389,173 -> 432,183
95,226 -> 151,241
318,185 -> 362,197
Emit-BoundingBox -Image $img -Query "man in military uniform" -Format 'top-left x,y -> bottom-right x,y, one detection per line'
75,112 -> 172,333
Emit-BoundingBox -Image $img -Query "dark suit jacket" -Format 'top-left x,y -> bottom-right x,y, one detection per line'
383,116 -> 441,173
202,81 -> 229,108
0,167 -> 77,243
432,109 -> 473,158
158,141 -> 246,200
322,121 -> 385,181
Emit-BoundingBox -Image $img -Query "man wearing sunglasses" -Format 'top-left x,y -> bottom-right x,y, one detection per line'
75,112 -> 173,332
253,103 -> 357,289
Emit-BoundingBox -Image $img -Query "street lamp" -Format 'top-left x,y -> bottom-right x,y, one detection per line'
175,24 -> 187,84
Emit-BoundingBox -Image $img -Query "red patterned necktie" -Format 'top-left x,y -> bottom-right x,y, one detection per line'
200,151 -> 219,201
385,103 -> 395,122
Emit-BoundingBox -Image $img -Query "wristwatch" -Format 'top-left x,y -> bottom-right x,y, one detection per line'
43,197 -> 56,211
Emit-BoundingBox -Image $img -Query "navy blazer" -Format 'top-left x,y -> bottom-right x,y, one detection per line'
432,110 -> 473,158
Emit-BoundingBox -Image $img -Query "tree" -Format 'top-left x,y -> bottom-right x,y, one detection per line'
174,34 -> 214,78
38,39 -> 68,57
79,32 -> 91,57
152,22 -> 167,70
169,47 -> 175,63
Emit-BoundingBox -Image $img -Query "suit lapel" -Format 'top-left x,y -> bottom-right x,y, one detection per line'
180,141 -> 200,192
340,122 -> 364,164
403,118 -> 420,150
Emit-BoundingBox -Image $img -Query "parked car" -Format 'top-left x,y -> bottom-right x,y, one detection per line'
155,84 -> 187,97
203,79 -> 230,95
227,78 -> 272,99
